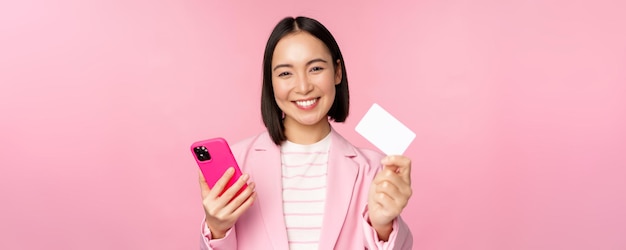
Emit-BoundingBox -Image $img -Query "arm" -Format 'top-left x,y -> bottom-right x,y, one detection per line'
361,208 -> 413,249
364,155 -> 414,249
198,169 -> 256,249
200,220 -> 237,250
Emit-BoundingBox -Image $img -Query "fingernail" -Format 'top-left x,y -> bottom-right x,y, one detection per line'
227,167 -> 234,174
241,174 -> 249,181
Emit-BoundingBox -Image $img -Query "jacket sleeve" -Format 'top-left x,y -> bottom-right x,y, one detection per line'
361,208 -> 413,250
200,219 -> 237,250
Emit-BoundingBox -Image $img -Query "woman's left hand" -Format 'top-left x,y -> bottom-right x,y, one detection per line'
367,155 -> 413,241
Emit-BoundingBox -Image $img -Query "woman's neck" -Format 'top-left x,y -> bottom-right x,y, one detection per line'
283,119 -> 331,145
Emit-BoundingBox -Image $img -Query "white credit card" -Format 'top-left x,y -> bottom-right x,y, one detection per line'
355,103 -> 416,155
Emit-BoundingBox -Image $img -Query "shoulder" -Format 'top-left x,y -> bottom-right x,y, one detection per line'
355,147 -> 385,165
353,146 -> 385,175
230,131 -> 271,154
228,131 -> 276,169
330,129 -> 384,171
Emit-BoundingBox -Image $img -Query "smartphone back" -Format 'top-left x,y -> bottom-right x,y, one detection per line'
191,137 -> 245,195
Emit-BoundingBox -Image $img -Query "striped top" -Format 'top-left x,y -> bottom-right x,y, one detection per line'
280,133 -> 331,250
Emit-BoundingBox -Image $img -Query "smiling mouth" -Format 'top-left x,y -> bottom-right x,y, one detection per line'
294,98 -> 319,108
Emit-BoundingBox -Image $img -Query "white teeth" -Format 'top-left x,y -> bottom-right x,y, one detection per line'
295,99 -> 317,107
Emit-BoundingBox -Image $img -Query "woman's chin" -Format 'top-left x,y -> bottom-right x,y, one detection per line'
286,116 -> 327,127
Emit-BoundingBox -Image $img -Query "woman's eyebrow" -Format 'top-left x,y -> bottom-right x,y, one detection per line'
273,63 -> 292,71
272,58 -> 328,71
306,58 -> 328,66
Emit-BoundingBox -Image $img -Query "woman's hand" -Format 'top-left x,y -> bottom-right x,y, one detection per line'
367,155 -> 413,241
199,167 -> 256,239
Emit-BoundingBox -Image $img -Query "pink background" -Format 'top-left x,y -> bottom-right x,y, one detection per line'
1,0 -> 625,249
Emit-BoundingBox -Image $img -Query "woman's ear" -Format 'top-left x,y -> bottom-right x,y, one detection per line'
335,59 -> 342,85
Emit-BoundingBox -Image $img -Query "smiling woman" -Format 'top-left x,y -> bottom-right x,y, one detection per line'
197,16 -> 414,250
271,32 -> 343,144
261,17 -> 350,146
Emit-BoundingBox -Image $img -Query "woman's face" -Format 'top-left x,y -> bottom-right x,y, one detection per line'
271,31 -> 342,131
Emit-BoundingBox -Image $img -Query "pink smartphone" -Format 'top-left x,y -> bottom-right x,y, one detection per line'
191,137 -> 247,197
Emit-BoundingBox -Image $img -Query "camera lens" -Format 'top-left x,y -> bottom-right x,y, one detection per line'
194,146 -> 211,161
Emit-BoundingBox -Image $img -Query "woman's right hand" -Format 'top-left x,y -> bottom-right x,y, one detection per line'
199,167 -> 256,239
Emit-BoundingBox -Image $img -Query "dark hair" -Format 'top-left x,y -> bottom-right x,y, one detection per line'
261,16 -> 350,145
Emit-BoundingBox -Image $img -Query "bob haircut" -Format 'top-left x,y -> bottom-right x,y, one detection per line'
261,16 -> 350,145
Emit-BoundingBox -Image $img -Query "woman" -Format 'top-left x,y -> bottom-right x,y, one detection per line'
199,16 -> 413,249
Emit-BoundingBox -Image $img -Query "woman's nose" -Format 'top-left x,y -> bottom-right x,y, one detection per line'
295,74 -> 313,94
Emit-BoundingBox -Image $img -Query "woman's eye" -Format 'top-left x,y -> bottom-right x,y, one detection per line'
310,66 -> 324,72
278,72 -> 291,77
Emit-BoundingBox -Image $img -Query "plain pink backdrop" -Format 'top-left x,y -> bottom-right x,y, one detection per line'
1,0 -> 625,249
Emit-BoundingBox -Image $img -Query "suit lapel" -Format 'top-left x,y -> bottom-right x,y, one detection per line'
249,133 -> 289,249
318,130 -> 359,250
249,130 -> 360,249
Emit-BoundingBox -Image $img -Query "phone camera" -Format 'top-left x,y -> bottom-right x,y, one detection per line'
193,146 -> 211,161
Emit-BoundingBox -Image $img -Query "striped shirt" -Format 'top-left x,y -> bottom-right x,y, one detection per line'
280,133 -> 331,250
